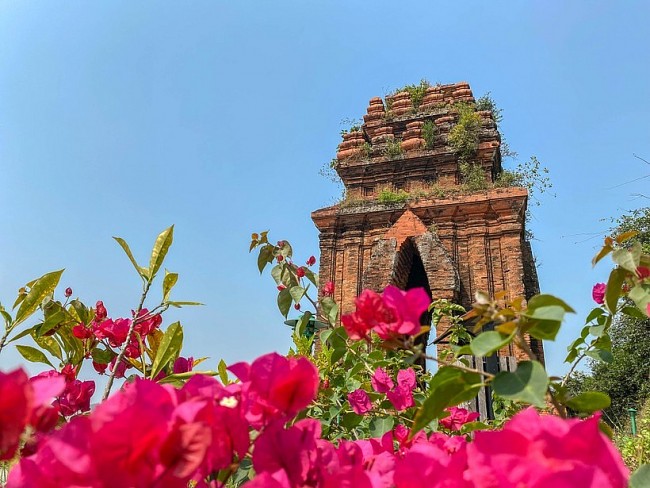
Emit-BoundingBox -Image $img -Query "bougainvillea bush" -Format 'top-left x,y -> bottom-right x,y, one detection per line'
0,228 -> 649,487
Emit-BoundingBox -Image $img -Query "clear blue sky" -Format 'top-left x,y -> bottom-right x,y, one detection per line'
1,1 -> 649,382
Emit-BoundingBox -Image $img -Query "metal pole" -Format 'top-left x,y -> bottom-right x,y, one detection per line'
628,408 -> 638,436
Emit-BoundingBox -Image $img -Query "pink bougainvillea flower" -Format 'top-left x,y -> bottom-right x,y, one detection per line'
108,357 -> 130,379
0,369 -> 33,460
592,283 -> 606,305
94,300 -> 107,321
636,266 -> 650,280
133,309 -> 162,337
296,266 -> 306,278
341,286 -> 430,341
277,284 -> 286,291
231,352 -> 319,428
467,408 -> 628,488
92,361 -> 108,375
56,380 -> 95,417
439,406 -> 480,431
371,367 -> 395,393
341,289 -> 386,340
394,436 -> 471,488
385,368 -> 416,412
348,389 -> 373,415
72,323 -> 93,339
374,286 -> 430,339
173,356 -> 194,374
93,318 -> 131,347
89,378 -> 176,486
254,419 -> 322,487
306,255 -> 316,266
323,281 -> 335,297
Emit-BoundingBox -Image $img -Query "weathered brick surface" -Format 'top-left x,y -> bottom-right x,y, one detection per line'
313,81 -> 544,363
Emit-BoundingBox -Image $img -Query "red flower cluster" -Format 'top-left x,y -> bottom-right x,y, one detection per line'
439,406 -> 479,431
3,355 -> 629,488
341,286 -> 431,341
248,408 -> 628,488
369,367 -> 417,411
0,369 -> 65,460
7,352 -> 319,487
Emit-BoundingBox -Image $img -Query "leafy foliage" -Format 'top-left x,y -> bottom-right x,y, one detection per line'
383,139 -> 404,159
422,120 -> 437,149
459,161 -> 488,191
377,188 -> 410,205
448,102 -> 482,162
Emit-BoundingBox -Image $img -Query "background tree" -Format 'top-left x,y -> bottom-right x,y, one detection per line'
568,207 -> 650,428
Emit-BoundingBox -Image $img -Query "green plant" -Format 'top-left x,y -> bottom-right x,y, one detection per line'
386,79 -> 431,111
476,92 -> 503,124
422,120 -> 437,149
495,156 -> 552,206
459,161 -> 488,191
339,117 -> 363,136
361,141 -> 372,158
383,139 -> 403,159
377,188 -> 410,205
616,398 -> 650,471
448,102 -> 482,162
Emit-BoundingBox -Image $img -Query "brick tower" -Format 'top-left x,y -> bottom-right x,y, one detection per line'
312,82 -> 544,369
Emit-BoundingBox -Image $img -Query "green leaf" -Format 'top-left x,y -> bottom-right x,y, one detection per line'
604,267 -> 627,314
630,465 -> 650,488
14,270 -> 64,327
470,331 -> 513,357
289,286 -> 306,303
584,307 -> 605,324
411,367 -> 483,436
69,299 -> 90,325
37,310 -> 66,337
16,345 -> 54,368
149,226 -> 174,280
113,237 -> 148,278
524,295 -> 575,341
304,269 -> 319,287
295,312 -> 312,337
92,347 -> 115,364
369,417 -> 394,437
566,391 -> 611,413
158,370 -> 219,385
31,332 -> 63,361
150,321 -> 183,380
585,348 -> 614,363
218,359 -> 229,384
612,247 -> 640,273
257,245 -> 274,274
270,264 -> 283,285
162,270 -> 179,302
592,245 -> 613,267
526,294 -> 575,314
277,288 -> 292,318
621,305 -> 648,319
321,296 -> 339,326
628,284 -> 650,315
167,301 -> 204,308
492,361 -> 549,407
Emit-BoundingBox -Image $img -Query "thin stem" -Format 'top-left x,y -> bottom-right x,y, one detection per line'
548,390 -> 567,418
515,330 -> 537,362
561,350 -> 588,387
420,352 -> 495,380
102,279 -> 152,400
0,328 -> 10,356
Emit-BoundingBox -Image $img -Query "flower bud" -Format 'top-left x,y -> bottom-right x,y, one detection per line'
64,287 -> 73,297
296,267 -> 306,278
